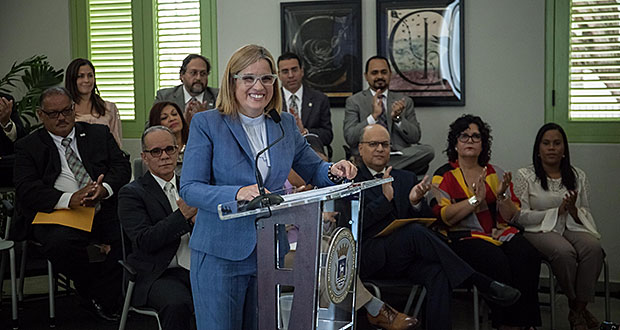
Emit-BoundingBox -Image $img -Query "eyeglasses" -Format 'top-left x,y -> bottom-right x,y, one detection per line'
359,141 -> 391,149
186,70 -> 209,77
39,104 -> 74,119
458,133 -> 482,143
143,145 -> 179,158
233,74 -> 278,86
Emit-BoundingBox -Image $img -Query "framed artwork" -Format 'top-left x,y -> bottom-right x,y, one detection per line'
377,0 -> 464,106
281,1 -> 362,107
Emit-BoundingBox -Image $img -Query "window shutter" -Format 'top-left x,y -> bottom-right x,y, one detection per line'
88,0 -> 136,120
570,0 -> 620,119
156,0 -> 202,90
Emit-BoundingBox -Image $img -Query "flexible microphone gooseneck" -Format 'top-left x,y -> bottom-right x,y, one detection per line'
245,109 -> 285,210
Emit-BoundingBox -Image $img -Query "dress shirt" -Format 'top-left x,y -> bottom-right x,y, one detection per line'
282,85 -> 304,118
48,128 -> 113,209
239,113 -> 270,181
152,173 -> 191,269
366,89 -> 403,128
182,87 -> 205,105
2,119 -> 17,141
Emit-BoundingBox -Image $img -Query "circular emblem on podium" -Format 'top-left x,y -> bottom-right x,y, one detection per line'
326,227 -> 356,304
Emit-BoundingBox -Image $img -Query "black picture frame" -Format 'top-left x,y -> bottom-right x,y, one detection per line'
281,1 -> 362,107
377,0 -> 465,106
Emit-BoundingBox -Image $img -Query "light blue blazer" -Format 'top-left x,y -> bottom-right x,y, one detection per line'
180,109 -> 333,261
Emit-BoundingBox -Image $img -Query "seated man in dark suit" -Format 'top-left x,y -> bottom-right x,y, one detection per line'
118,125 -> 197,330
356,124 -> 521,330
277,52 -> 333,153
154,54 -> 219,124
13,87 -> 131,322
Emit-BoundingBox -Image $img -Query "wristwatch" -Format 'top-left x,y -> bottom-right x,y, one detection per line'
393,115 -> 401,123
468,195 -> 480,207
1,120 -> 13,132
497,192 -> 508,201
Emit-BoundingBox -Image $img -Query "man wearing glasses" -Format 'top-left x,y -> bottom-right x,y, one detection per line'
13,87 -> 131,322
355,124 -> 521,330
118,126 -> 197,330
343,56 -> 434,175
155,54 -> 219,124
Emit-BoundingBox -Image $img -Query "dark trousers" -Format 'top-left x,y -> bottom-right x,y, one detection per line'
450,234 -> 542,327
33,221 -> 122,311
362,224 -> 475,330
146,267 -> 194,330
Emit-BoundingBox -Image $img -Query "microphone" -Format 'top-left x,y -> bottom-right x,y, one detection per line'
245,109 -> 285,210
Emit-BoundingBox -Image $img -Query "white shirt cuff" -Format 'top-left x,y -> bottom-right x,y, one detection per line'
102,183 -> 113,199
55,193 -> 73,209
411,200 -> 422,210
3,120 -> 17,142
366,114 -> 377,125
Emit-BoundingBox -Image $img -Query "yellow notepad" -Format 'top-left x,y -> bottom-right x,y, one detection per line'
374,218 -> 436,238
32,207 -> 96,232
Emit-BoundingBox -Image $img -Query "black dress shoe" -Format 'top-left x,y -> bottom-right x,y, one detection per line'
82,298 -> 120,324
481,281 -> 521,307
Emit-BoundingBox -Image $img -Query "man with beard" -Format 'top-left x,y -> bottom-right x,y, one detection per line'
343,56 -> 434,175
155,54 -> 219,124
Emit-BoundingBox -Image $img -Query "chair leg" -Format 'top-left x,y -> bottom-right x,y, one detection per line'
118,281 -> 136,330
47,260 -> 55,328
0,251 -> 6,304
10,247 -> 18,329
604,258 -> 610,321
403,285 -> 418,315
549,264 -> 556,330
17,241 -> 27,301
412,287 -> 426,319
473,286 -> 480,330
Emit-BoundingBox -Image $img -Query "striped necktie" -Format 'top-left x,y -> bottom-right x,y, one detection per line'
288,94 -> 299,116
164,182 -> 191,270
61,137 -> 91,188
377,94 -> 388,128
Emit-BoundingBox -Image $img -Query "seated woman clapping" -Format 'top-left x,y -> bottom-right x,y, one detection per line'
513,123 -> 603,330
431,114 -> 541,330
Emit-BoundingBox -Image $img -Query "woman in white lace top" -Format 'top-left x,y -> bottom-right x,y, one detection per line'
514,123 -> 603,330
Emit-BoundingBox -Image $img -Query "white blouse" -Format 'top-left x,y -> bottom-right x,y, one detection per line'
239,113 -> 270,180
514,165 -> 599,238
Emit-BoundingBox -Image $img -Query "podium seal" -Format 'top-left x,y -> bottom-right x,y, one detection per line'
326,227 -> 356,304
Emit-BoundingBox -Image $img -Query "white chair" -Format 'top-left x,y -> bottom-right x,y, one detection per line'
1,200 -> 19,329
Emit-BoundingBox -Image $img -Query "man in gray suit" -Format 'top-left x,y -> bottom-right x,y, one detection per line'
343,56 -> 434,175
277,52 -> 333,151
154,54 -> 219,124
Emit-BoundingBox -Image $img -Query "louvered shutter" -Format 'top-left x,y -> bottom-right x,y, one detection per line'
570,0 -> 620,119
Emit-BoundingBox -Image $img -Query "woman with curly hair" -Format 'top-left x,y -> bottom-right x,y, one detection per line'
432,114 -> 541,330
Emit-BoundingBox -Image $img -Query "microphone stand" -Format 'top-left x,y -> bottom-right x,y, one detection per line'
245,110 -> 285,210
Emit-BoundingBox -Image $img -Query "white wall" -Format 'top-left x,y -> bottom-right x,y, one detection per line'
1,0 -> 618,281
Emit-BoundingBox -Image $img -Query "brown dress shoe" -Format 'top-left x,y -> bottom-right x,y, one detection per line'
367,303 -> 419,330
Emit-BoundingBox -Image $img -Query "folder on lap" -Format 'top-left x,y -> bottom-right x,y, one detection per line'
32,207 -> 96,232
374,218 -> 436,238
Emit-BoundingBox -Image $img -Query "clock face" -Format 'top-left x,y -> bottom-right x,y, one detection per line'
386,6 -> 461,96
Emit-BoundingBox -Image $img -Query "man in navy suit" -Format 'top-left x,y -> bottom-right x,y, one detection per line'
277,52 -> 333,151
13,87 -> 131,322
118,126 -> 197,330
356,124 -> 520,330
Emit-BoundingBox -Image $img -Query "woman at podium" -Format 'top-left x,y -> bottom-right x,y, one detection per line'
179,44 -> 356,330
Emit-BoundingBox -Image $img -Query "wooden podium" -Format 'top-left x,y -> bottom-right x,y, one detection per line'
218,179 -> 390,330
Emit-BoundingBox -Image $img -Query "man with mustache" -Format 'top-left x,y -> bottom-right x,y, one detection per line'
13,87 -> 131,322
343,56 -> 434,175
155,54 -> 219,124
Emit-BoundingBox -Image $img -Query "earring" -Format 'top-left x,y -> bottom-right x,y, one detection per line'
455,147 -> 458,151
562,154 -> 565,158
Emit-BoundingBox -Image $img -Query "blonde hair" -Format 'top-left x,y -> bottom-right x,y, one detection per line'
216,44 -> 283,117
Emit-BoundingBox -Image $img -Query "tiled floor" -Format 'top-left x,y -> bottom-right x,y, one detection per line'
2,275 -> 619,329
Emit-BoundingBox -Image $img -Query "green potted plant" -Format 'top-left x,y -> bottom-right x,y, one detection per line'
0,55 -> 64,133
